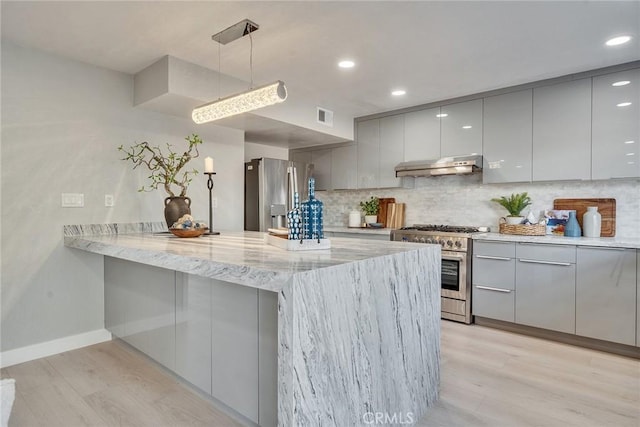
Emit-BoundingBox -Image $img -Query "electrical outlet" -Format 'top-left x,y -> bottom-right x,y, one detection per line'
212,197 -> 218,208
105,194 -> 115,207
61,193 -> 84,208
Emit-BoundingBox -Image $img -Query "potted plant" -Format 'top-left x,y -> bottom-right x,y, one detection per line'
491,192 -> 532,225
119,134 -> 202,227
359,196 -> 380,224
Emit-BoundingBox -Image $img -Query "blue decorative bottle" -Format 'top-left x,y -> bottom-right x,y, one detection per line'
287,192 -> 303,240
564,211 -> 581,237
301,177 -> 324,240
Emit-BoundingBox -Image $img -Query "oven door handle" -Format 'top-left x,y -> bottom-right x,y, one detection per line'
475,255 -> 511,261
475,285 -> 512,293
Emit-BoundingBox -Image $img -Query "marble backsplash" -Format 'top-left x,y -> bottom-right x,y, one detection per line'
317,175 -> 640,237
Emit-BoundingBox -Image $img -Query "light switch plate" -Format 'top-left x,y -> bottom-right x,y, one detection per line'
61,193 -> 84,207
105,194 -> 114,207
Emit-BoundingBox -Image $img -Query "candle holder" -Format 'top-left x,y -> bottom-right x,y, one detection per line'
204,172 -> 220,235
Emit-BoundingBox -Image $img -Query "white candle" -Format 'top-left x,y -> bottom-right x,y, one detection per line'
204,157 -> 214,173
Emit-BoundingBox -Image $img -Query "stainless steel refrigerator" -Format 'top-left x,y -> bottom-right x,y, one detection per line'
244,158 -> 314,231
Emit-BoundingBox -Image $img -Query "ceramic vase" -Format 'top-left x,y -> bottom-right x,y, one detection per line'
364,215 -> 378,224
301,177 -> 324,240
164,196 -> 191,228
582,206 -> 602,238
564,211 -> 581,237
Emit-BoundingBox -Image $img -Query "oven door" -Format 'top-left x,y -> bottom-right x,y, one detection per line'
441,251 -> 467,300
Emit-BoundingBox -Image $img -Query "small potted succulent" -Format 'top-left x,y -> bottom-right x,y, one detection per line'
491,192 -> 532,225
119,134 -> 202,227
359,196 -> 380,224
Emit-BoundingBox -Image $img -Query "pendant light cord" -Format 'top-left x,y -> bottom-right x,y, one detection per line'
249,31 -> 254,89
217,42 -> 221,100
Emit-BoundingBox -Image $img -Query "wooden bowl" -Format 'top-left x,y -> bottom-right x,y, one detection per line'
169,228 -> 207,238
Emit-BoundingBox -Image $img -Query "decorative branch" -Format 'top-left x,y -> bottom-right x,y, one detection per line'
118,134 -> 202,197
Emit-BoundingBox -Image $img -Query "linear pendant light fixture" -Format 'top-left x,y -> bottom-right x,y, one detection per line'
192,19 -> 287,124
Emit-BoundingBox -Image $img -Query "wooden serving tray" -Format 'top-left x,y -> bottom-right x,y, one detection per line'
553,198 -> 616,237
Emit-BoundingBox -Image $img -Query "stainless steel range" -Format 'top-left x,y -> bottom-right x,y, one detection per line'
391,224 -> 488,324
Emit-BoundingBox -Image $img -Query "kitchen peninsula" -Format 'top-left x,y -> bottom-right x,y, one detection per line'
64,224 -> 441,426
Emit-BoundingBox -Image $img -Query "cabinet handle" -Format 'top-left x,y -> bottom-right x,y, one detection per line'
475,255 -> 511,261
475,285 -> 512,293
518,258 -> 571,266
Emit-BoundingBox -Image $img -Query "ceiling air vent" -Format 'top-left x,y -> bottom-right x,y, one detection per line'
317,107 -> 334,127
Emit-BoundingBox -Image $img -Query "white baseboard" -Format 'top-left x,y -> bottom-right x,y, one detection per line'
0,329 -> 112,369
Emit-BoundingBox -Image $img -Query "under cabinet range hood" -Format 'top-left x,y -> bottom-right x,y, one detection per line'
395,155 -> 483,177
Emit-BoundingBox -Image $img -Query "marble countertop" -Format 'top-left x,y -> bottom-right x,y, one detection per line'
324,226 -> 393,236
473,232 -> 640,249
64,229 -> 437,292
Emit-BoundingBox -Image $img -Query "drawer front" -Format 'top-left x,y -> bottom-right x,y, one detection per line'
516,243 -> 576,264
473,257 -> 515,290
473,285 -> 515,322
473,241 -> 515,258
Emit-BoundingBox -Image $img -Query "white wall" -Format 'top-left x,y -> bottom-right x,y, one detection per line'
244,142 -> 289,162
0,41 -> 245,352
319,174 -> 640,237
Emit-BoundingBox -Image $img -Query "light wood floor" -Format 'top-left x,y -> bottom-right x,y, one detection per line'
2,321 -> 639,427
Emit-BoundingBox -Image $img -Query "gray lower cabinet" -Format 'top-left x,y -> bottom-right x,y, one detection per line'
211,280 -> 259,423
576,247 -> 637,346
104,258 -> 278,426
176,273 -> 212,394
472,241 -> 516,322
515,243 -> 576,334
637,250 -> 639,347
324,231 -> 390,241
105,257 -> 175,370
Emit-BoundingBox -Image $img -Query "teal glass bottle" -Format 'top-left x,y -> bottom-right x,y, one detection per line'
301,177 -> 324,240
564,211 -> 581,237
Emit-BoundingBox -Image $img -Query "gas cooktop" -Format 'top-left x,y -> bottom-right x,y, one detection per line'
399,224 -> 489,234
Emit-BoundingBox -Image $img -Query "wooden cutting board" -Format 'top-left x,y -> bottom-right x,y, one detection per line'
553,198 -> 616,237
385,202 -> 405,229
378,198 -> 395,227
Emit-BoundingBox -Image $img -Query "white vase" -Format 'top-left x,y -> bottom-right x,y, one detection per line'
582,206 -> 601,237
364,215 -> 377,224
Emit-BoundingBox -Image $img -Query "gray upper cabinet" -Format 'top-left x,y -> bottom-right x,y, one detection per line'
403,108 -> 440,161
378,115 -> 404,188
483,90 -> 533,183
532,78 -> 592,181
440,99 -> 483,157
356,119 -> 380,188
515,243 -> 576,334
576,247 -> 637,346
331,144 -> 357,190
310,148 -> 332,191
592,69 -> 640,179
291,150 -> 311,165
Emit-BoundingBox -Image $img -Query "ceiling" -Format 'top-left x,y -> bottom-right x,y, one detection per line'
2,1 -> 639,148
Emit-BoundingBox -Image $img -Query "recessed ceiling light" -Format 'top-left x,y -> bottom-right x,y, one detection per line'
462,125 -> 472,129
436,113 -> 448,118
628,161 -> 635,165
606,35 -> 632,46
612,80 -> 631,87
624,140 -> 635,144
338,60 -> 355,69
617,102 -> 632,107
626,152 -> 635,156
391,89 -> 406,96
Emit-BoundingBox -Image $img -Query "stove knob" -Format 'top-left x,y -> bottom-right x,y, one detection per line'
440,240 -> 446,247
446,240 -> 454,247
455,241 -> 462,248
412,236 -> 420,243
419,237 -> 426,243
